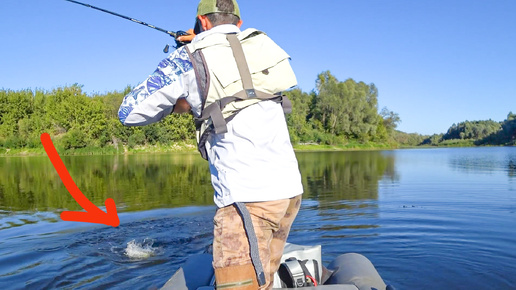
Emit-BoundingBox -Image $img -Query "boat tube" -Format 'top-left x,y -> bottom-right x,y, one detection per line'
161,243 -> 393,290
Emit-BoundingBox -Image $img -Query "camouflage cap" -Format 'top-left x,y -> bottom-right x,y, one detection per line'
196,0 -> 240,18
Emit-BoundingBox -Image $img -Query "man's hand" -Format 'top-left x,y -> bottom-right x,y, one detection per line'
173,98 -> 192,114
177,29 -> 195,43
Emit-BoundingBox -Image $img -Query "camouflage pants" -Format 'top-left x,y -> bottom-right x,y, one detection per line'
213,194 -> 302,290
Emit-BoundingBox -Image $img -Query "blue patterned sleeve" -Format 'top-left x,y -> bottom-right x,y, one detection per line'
118,47 -> 193,125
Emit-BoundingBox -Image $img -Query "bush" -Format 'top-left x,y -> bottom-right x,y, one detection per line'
128,131 -> 146,148
3,136 -> 26,148
61,128 -> 87,149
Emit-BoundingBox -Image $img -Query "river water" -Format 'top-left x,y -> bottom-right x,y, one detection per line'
0,147 -> 515,289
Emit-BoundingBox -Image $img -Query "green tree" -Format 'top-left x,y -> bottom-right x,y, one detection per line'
481,112 -> 516,145
285,88 -> 314,143
1,70 -> 407,152
312,71 -> 380,142
0,89 -> 34,147
443,120 -> 501,141
422,134 -> 443,145
380,107 -> 401,133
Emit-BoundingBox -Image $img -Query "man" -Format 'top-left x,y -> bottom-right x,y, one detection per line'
118,0 -> 303,288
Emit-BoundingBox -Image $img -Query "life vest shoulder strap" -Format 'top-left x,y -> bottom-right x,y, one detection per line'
191,31 -> 293,160
198,34 -> 291,132
188,28 -> 264,52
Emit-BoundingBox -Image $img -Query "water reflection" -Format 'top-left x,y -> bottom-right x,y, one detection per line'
293,151 -> 396,241
0,151 -> 398,212
447,147 -> 516,178
0,154 -> 213,216
296,151 -> 397,201
1,151 -> 398,234
508,159 -> 516,178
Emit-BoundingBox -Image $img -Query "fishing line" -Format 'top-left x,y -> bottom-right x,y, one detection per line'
64,0 -> 188,52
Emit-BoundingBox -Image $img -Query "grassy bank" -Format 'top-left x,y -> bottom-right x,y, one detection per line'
293,141 -> 398,151
1,141 -> 400,157
0,141 -> 198,157
7,139 -> 505,157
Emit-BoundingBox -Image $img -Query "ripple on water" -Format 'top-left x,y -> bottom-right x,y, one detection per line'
0,206 -> 215,289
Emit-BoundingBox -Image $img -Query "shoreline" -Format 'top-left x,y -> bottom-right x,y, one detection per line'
1,142 -> 399,157
2,142 -> 507,157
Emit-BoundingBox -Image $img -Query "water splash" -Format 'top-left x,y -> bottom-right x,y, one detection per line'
124,238 -> 161,259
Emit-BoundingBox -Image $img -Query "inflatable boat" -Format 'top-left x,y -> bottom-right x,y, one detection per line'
161,243 -> 394,289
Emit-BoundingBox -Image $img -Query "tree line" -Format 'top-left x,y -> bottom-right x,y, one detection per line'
1,70 -> 513,153
417,114 -> 516,146
285,71 -> 400,145
0,71 -> 402,152
0,85 -> 195,152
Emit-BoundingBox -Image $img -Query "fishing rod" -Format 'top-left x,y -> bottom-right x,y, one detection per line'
64,0 -> 189,52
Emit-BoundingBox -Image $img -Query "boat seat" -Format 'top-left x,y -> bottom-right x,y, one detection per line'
161,254 -> 214,290
273,286 -> 358,290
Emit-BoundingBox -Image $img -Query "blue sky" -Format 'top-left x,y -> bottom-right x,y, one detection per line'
1,0 -> 514,135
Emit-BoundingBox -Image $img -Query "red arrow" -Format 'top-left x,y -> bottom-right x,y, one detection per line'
40,133 -> 120,227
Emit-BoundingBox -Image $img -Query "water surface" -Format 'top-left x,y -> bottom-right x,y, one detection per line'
1,148 -> 515,289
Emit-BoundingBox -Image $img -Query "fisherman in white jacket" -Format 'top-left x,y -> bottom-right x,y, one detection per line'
119,0 -> 303,288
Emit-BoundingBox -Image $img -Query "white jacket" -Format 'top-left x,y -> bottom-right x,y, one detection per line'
119,25 -> 303,207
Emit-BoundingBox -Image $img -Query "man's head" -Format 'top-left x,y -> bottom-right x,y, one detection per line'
194,0 -> 242,33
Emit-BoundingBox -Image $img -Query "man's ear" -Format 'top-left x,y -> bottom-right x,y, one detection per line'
198,15 -> 212,31
236,19 -> 243,28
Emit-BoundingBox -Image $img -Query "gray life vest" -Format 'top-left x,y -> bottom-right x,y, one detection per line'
185,28 -> 297,159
